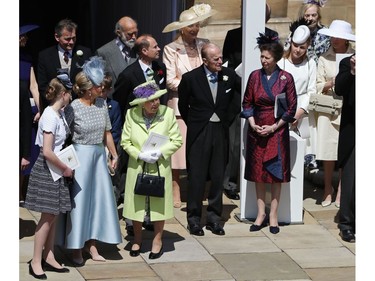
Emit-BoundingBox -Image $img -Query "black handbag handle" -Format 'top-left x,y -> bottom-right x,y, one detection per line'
142,161 -> 161,178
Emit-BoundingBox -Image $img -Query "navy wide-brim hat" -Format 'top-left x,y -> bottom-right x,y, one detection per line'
20,25 -> 39,36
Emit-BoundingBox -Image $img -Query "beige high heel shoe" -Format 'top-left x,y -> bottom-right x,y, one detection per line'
84,244 -> 106,262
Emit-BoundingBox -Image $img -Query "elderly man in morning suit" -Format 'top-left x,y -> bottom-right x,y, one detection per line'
178,43 -> 240,236
96,16 -> 138,98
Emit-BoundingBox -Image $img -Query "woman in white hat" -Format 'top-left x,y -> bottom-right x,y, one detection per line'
279,19 -> 318,167
121,80 -> 182,259
315,20 -> 355,208
162,3 -> 216,208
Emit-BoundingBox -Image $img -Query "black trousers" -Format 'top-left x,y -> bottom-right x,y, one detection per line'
223,115 -> 240,191
338,148 -> 355,232
186,122 -> 228,226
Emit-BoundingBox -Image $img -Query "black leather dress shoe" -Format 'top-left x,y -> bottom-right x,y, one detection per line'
29,263 -> 47,280
43,260 -> 70,273
206,223 -> 225,235
340,229 -> 355,243
149,246 -> 163,259
224,189 -> 240,200
187,224 -> 204,236
142,221 -> 154,231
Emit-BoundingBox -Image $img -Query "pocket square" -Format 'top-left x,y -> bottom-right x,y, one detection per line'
225,88 -> 232,93
159,77 -> 164,84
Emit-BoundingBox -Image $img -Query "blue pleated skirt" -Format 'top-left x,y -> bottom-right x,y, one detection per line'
62,143 -> 122,249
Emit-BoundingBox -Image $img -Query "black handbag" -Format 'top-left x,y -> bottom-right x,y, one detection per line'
134,161 -> 165,197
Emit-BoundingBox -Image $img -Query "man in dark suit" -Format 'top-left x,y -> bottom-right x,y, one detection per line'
37,18 -> 92,111
96,16 -> 138,98
335,54 -> 356,243
178,43 -> 240,236
113,34 -> 167,123
112,34 -> 167,234
221,2 -> 278,200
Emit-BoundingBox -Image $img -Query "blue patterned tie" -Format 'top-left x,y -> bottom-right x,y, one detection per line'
208,73 -> 218,83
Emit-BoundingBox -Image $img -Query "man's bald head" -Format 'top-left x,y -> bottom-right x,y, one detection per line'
116,16 -> 138,48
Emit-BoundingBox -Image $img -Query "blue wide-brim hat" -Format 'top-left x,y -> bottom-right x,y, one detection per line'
20,24 -> 39,36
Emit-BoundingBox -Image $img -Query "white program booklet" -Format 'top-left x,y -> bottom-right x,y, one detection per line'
141,132 -> 169,152
47,144 -> 80,181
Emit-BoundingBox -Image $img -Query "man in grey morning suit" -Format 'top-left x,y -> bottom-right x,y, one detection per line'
96,16 -> 138,98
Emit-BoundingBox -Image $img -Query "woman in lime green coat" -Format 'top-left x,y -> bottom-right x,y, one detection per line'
121,80 -> 182,259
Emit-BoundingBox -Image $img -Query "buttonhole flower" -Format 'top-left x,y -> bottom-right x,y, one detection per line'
280,75 -> 286,80
157,69 -> 164,76
76,50 -> 83,57
223,75 -> 229,81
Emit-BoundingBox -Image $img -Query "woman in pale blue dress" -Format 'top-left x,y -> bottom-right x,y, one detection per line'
63,56 -> 122,265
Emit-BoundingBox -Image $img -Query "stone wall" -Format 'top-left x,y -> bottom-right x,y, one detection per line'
197,0 -> 355,49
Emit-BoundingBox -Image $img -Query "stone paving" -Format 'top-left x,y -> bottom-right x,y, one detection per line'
19,169 -> 355,281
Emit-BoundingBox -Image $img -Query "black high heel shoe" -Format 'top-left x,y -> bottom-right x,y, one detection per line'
149,246 -> 163,259
29,263 -> 47,280
42,259 -> 70,273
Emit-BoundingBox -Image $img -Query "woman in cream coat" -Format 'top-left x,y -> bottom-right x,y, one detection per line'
278,23 -> 317,164
315,20 -> 355,207
162,3 -> 216,208
121,80 -> 182,259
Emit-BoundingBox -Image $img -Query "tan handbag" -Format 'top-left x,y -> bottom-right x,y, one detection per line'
308,93 -> 343,116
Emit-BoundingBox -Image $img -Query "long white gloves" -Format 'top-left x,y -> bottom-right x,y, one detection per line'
138,150 -> 162,164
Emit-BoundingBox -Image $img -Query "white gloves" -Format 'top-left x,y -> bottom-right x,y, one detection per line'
150,150 -> 162,159
138,150 -> 162,164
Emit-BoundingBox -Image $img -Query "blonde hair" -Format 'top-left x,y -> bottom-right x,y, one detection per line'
45,78 -> 67,101
73,71 -> 94,98
283,37 -> 311,59
298,3 -> 323,28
